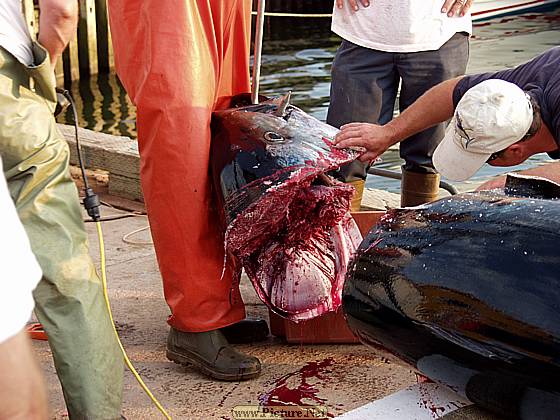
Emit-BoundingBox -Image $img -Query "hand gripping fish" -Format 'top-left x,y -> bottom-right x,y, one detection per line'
211,93 -> 362,321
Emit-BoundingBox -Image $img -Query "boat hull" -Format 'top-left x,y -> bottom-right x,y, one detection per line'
472,0 -> 560,21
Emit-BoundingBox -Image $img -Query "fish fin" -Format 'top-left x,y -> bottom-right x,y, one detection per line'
273,91 -> 292,117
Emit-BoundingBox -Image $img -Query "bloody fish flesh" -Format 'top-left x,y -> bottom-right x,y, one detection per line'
211,93 -> 362,321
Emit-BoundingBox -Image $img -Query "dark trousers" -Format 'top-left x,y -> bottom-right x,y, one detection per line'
327,32 -> 469,180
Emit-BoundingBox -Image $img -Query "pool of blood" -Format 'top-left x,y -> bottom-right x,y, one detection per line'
259,358 -> 335,418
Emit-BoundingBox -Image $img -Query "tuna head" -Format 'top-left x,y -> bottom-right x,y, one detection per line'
211,93 -> 362,321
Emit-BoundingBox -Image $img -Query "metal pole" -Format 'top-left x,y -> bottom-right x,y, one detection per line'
251,0 -> 266,104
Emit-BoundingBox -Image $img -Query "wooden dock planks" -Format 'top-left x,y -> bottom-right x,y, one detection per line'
57,124 -> 142,201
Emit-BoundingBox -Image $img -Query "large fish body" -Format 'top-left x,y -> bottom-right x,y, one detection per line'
211,94 -> 362,321
343,186 -> 560,417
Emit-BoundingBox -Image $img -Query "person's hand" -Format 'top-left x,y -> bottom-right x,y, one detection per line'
441,0 -> 473,17
336,0 -> 371,11
334,122 -> 395,163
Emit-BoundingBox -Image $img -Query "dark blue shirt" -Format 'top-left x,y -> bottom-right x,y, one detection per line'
454,47 -> 560,157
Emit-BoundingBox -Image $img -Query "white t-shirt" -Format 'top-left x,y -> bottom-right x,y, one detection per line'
331,1 -> 472,53
0,158 -> 42,343
0,0 -> 33,65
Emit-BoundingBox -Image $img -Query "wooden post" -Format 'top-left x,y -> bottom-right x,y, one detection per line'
21,0 -> 37,38
77,0 -> 98,77
63,37 -> 80,84
94,0 -> 113,73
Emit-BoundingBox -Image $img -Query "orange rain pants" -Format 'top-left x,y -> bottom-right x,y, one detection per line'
107,0 -> 252,332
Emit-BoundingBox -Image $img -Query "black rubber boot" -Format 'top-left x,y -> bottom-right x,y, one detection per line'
166,328 -> 261,381
220,318 -> 269,344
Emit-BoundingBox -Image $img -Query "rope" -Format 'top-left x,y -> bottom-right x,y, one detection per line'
250,11 -> 332,18
122,225 -> 153,246
251,0 -> 266,104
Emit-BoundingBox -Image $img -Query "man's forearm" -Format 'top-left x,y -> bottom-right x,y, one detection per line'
37,0 -> 78,66
386,77 -> 463,145
0,331 -> 48,419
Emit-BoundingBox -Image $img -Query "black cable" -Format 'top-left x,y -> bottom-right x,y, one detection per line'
83,213 -> 143,223
57,88 -> 101,221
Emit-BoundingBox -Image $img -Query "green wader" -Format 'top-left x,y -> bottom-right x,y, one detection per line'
0,45 -> 123,419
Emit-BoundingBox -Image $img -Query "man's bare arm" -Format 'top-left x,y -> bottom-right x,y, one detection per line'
334,77 -> 462,162
37,0 -> 78,67
386,77 -> 462,143
0,331 -> 48,419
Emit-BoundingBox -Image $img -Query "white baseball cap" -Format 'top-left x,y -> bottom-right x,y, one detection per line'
433,79 -> 533,181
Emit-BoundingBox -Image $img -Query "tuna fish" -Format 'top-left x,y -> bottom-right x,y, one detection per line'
211,93 -> 362,321
343,174 -> 560,417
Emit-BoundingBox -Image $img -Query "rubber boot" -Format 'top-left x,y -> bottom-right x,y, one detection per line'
400,169 -> 441,207
166,327 -> 261,381
348,179 -> 366,212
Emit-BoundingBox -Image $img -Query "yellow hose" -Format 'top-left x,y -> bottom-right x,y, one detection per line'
95,222 -> 172,420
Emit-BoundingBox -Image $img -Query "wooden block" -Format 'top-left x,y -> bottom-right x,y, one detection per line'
269,309 -> 360,344
361,187 -> 400,210
109,174 -> 144,202
351,210 -> 385,237
57,124 -> 139,176
57,124 -> 143,201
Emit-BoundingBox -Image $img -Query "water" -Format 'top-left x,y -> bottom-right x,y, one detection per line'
57,7 -> 560,192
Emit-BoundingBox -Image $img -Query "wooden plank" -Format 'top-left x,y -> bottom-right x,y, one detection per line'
109,174 -> 144,202
77,0 -> 98,76
57,123 -> 143,201
57,123 -> 139,176
361,188 -> 400,210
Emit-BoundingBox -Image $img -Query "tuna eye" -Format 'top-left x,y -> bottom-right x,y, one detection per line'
263,131 -> 285,144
